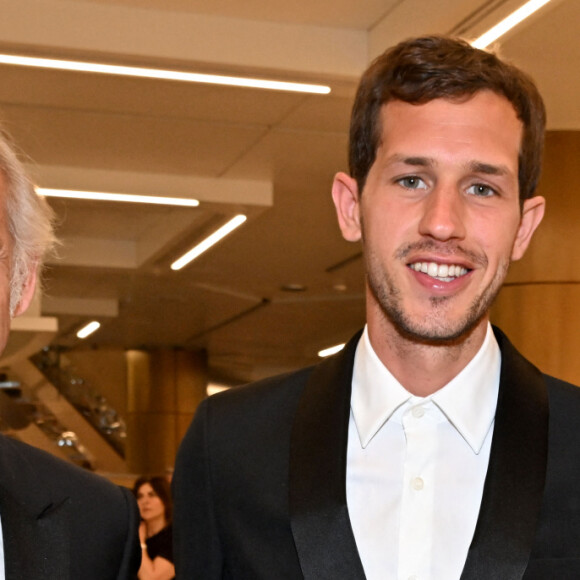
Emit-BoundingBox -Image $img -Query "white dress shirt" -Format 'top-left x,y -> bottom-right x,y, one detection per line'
346,324 -> 501,580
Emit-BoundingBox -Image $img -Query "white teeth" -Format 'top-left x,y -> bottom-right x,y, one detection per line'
410,261 -> 468,280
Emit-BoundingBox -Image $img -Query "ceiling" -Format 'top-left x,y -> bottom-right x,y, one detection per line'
0,0 -> 577,384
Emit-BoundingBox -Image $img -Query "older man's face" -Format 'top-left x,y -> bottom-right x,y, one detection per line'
0,174 -> 37,356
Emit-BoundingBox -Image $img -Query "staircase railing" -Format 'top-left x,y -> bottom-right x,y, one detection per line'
0,384 -> 96,469
30,347 -> 126,458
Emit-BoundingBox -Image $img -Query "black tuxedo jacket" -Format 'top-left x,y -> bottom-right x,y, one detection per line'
0,434 -> 140,579
173,327 -> 580,579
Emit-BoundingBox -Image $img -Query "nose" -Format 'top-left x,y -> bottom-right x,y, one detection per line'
417,185 -> 466,242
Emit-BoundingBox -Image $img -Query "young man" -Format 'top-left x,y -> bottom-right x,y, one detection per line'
0,133 -> 141,579
173,36 -> 580,579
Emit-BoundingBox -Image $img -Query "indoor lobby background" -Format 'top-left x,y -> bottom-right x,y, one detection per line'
0,0 -> 577,483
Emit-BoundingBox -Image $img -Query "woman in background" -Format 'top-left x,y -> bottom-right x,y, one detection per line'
133,475 -> 175,580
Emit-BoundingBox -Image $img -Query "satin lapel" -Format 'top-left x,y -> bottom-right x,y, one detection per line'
461,328 -> 548,580
289,332 -> 366,580
0,435 -> 70,580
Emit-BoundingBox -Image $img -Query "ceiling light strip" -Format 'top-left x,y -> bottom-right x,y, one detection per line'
471,0 -> 554,48
0,54 -> 331,95
77,321 -> 101,339
37,188 -> 200,207
171,214 -> 247,271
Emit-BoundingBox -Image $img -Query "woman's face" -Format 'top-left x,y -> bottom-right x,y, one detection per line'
136,482 -> 166,523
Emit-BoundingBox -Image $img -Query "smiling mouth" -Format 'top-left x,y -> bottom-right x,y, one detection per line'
409,261 -> 470,282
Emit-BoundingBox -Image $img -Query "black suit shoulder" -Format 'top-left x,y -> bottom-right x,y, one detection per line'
191,365 -> 316,486
173,366 -> 316,579
0,434 -> 140,579
206,366 -> 315,416
543,373 -> 580,453
528,373 -> 580,565
544,372 -> 580,402
0,433 -> 133,511
542,372 -> 580,462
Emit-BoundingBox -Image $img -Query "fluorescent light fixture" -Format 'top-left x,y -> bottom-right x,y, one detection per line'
77,321 -> 101,339
171,214 -> 247,270
37,188 -> 200,207
318,343 -> 346,358
471,0 -> 554,49
0,53 -> 331,95
207,383 -> 232,396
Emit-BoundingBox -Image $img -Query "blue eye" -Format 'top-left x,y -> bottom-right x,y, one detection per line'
397,176 -> 427,189
467,184 -> 495,197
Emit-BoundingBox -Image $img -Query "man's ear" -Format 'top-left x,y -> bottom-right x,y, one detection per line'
331,172 -> 362,242
511,196 -> 546,261
12,264 -> 38,317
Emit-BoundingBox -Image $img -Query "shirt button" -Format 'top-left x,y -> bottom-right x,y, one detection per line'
412,477 -> 424,491
411,406 -> 425,418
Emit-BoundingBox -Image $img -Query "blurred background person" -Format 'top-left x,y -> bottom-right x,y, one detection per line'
133,475 -> 175,580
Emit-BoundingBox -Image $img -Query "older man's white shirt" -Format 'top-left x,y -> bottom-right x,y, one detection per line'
347,324 -> 500,580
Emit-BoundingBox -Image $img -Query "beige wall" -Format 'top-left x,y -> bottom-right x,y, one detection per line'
491,131 -> 580,385
64,348 -> 128,415
126,348 -> 207,475
62,346 -> 207,475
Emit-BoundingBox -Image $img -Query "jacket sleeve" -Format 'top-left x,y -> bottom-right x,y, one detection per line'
117,485 -> 142,579
173,398 -> 224,578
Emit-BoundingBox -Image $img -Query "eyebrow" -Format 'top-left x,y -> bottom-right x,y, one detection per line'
467,161 -> 510,176
386,155 -> 434,167
386,155 -> 511,176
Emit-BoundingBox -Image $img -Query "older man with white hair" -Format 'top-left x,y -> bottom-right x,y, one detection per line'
0,130 -> 140,580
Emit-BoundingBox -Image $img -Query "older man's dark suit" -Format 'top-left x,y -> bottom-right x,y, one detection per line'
0,435 -> 140,579
173,327 -> 580,579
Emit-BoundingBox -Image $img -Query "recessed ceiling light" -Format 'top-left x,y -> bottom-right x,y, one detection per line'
281,283 -> 307,292
37,188 -> 200,207
0,53 -> 331,95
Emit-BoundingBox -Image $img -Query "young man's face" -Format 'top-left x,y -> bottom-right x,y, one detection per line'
333,90 -> 545,344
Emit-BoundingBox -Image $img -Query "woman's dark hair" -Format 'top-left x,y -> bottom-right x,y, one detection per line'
349,35 -> 546,202
133,475 -> 173,523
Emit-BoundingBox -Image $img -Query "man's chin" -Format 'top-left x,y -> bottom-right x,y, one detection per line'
390,313 -> 486,347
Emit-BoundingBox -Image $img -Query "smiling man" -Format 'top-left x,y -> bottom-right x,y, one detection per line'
333,90 -> 544,396
174,36 -> 580,579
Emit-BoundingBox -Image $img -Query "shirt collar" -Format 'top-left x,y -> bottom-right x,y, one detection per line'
351,324 -> 500,453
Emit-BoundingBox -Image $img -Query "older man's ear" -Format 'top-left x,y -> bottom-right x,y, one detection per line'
12,265 -> 38,317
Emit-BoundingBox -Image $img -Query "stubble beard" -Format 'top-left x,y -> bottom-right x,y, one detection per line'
365,248 -> 510,346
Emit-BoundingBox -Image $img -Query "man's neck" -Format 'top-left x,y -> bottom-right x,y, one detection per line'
367,318 -> 489,397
